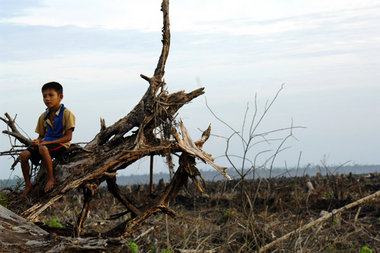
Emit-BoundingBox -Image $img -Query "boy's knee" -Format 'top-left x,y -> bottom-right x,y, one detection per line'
38,145 -> 48,154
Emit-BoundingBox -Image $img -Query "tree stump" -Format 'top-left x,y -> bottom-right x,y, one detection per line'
1,0 -> 230,238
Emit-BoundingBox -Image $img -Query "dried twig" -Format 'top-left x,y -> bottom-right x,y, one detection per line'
257,190 -> 380,252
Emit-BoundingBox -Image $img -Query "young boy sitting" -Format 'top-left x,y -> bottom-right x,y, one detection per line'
19,81 -> 75,197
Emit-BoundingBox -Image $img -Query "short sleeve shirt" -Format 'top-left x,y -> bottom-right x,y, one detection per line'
35,106 -> 75,149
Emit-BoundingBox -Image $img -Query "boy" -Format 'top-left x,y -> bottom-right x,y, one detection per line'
19,81 -> 75,197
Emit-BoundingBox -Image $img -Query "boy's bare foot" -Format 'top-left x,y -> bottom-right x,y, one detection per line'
21,184 -> 33,198
44,179 -> 55,193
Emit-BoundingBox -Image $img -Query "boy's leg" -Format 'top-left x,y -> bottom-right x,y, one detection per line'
20,150 -> 33,197
38,143 -> 66,193
38,145 -> 55,192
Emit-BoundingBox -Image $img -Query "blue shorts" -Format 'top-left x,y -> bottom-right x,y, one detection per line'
27,143 -> 67,165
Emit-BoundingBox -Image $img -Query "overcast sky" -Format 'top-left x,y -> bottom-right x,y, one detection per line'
1,0 -> 379,179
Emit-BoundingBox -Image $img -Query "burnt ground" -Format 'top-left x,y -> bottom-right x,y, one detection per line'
2,172 -> 380,252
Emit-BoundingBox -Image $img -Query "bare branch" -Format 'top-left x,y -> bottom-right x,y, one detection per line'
154,0 -> 170,78
1,113 -> 31,146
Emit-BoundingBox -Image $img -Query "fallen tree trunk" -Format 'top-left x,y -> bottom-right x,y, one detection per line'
1,0 -> 229,238
0,204 -> 51,251
0,204 -> 134,252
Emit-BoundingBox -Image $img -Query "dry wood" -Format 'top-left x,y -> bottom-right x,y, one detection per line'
1,0 -> 229,238
0,113 -> 31,146
0,205 -> 48,246
173,121 -> 230,180
0,205 -> 113,252
257,189 -> 380,252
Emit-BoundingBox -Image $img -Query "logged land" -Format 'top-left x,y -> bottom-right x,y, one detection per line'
2,172 -> 380,252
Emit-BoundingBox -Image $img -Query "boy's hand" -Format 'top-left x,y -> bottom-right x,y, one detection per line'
31,139 -> 41,146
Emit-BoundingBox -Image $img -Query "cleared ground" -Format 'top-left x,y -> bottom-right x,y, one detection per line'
3,172 -> 380,252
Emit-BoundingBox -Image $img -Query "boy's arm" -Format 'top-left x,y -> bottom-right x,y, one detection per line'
40,128 -> 74,145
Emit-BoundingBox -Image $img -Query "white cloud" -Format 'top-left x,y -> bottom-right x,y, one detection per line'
1,0 -> 379,36
2,0 -> 162,31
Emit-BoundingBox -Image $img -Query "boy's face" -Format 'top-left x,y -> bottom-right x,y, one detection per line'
42,88 -> 63,110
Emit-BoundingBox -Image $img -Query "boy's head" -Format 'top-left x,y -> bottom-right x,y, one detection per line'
41,82 -> 64,109
42,81 -> 63,95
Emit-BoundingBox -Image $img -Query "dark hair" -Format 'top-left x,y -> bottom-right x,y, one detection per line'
41,81 -> 63,95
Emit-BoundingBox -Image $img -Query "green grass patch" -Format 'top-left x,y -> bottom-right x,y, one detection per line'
0,193 -> 8,207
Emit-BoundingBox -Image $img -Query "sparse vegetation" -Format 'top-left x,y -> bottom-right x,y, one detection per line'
46,217 -> 63,229
361,246 -> 373,253
128,240 -> 139,253
0,193 -> 7,207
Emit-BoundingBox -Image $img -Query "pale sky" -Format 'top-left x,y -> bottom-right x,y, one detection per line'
1,0 -> 379,179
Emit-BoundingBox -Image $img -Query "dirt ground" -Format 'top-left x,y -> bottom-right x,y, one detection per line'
4,172 -> 380,252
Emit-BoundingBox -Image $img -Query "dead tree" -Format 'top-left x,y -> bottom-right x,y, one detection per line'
0,0 -> 230,237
